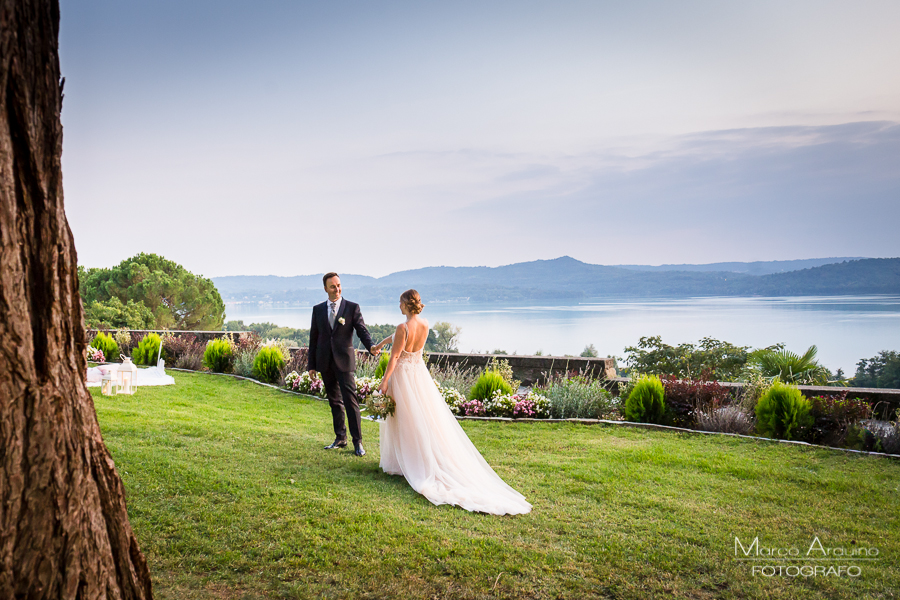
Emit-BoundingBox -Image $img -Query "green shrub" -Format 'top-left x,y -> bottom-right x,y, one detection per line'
486,356 -> 520,390
203,338 -> 234,373
623,375 -> 666,423
374,352 -> 391,379
253,346 -> 286,384
131,333 -> 162,366
233,348 -> 258,377
536,374 -> 619,419
755,381 -> 812,440
90,332 -> 119,363
468,370 -> 513,401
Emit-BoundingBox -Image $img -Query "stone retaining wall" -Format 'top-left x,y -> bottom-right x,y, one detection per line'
424,352 -> 616,386
283,348 -> 616,386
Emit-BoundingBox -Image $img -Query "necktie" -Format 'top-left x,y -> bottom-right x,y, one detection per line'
330,301 -> 337,327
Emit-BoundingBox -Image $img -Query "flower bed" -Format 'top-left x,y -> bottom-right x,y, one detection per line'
93,330 -> 898,454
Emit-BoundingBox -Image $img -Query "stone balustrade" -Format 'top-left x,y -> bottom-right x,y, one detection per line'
425,352 -> 617,387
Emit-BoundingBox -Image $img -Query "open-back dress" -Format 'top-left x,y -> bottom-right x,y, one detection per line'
378,322 -> 532,515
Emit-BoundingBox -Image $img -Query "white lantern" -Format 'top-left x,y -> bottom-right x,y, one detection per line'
100,372 -> 115,396
116,356 -> 138,395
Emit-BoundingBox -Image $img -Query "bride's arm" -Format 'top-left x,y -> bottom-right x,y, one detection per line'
378,325 -> 407,394
371,334 -> 393,354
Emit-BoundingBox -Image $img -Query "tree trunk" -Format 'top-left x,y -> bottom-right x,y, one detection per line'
0,0 -> 153,597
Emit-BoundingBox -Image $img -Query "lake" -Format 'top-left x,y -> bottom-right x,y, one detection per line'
225,295 -> 900,373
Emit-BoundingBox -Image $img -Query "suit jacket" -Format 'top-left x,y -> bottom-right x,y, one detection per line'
308,298 -> 374,373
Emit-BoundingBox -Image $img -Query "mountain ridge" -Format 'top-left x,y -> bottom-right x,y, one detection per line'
213,256 -> 899,302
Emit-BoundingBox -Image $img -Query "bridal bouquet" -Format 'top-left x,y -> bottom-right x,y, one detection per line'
365,391 -> 396,420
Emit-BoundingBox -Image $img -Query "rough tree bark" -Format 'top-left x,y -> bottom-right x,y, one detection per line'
0,0 -> 153,597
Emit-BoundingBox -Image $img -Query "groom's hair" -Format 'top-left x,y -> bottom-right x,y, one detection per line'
323,272 -> 339,288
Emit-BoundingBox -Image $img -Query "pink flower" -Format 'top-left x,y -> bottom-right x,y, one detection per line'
460,399 -> 485,416
513,398 -> 537,418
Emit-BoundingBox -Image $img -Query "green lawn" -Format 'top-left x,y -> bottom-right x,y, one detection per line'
93,371 -> 899,599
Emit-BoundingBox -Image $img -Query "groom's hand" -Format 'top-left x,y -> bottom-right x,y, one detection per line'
308,369 -> 317,377
369,346 -> 378,356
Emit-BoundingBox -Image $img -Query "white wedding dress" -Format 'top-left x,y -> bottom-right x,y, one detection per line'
379,323 -> 532,515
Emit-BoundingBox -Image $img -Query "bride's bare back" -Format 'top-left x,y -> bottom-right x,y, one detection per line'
401,317 -> 429,353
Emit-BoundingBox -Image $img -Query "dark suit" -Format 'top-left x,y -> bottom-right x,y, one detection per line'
308,298 -> 374,443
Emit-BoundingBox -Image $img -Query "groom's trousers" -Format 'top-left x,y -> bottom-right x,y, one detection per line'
321,365 -> 363,443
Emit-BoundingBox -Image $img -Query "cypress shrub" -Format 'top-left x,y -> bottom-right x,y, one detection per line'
755,381 -> 812,440
253,346 -> 286,384
203,338 -> 234,373
624,375 -> 666,424
374,352 -> 391,379
131,333 -> 162,366
90,332 -> 119,363
468,370 -> 513,401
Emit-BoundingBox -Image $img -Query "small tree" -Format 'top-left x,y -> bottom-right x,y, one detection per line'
854,350 -> 900,389
432,321 -> 462,353
624,336 -> 750,380
581,344 -> 599,357
80,252 -> 226,330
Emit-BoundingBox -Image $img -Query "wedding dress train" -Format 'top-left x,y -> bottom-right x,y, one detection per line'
379,343 -> 532,516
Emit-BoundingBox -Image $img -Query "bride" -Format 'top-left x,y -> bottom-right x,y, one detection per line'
371,289 -> 532,515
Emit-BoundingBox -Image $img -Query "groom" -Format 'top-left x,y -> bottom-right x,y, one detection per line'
308,272 -> 376,457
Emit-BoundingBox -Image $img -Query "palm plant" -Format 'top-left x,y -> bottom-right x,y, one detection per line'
752,345 -> 831,385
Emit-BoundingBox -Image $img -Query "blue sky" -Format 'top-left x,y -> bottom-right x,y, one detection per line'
60,0 -> 900,277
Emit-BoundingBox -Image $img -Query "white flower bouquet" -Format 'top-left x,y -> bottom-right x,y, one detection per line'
365,390 -> 396,420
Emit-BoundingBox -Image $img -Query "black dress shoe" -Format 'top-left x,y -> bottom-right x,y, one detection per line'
324,439 -> 348,450
353,441 -> 366,457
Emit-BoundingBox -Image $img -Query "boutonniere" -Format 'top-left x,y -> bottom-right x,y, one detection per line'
338,317 -> 346,325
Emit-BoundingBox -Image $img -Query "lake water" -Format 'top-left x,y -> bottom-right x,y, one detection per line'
225,296 -> 900,373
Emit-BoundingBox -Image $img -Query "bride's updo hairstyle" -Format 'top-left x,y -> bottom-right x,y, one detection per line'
400,289 -> 424,315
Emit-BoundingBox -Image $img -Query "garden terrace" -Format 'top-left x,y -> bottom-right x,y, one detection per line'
93,370 -> 899,599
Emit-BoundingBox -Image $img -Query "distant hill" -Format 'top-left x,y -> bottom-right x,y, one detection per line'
615,257 -> 866,276
731,258 -> 900,296
213,256 -> 900,303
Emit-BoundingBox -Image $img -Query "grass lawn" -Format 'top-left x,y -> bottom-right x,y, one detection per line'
92,371 -> 899,599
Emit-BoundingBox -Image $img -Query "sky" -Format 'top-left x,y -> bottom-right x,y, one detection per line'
60,0 -> 900,278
